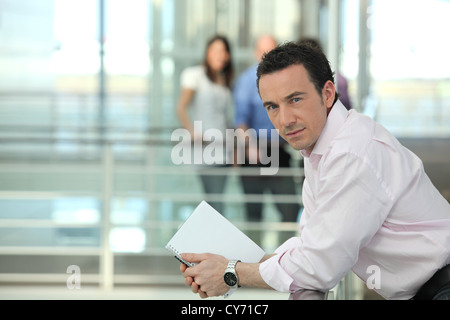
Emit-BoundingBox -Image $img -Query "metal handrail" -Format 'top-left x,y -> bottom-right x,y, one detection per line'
0,135 -> 304,289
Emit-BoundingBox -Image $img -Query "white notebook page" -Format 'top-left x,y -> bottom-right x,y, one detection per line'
166,201 -> 265,267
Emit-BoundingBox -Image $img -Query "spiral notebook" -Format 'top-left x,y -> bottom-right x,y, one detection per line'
166,201 -> 265,267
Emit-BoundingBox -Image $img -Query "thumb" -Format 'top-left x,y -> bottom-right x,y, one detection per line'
181,252 -> 210,263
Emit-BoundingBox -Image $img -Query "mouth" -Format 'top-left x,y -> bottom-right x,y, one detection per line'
285,128 -> 305,139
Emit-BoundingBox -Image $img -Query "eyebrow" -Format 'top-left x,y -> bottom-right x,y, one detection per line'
262,91 -> 306,108
284,91 -> 306,101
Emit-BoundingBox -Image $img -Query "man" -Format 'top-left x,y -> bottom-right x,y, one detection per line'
234,35 -> 301,224
180,42 -> 450,300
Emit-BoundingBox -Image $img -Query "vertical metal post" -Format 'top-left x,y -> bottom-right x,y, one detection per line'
238,0 -> 251,47
98,3 -> 112,289
98,0 -> 106,136
357,0 -> 371,111
150,0 -> 162,128
100,142 -> 114,290
299,0 -> 321,40
327,0 -> 341,87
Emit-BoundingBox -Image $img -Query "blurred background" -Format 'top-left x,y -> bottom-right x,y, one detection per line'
0,0 -> 449,300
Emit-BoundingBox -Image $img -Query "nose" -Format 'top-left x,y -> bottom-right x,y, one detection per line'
278,105 -> 296,128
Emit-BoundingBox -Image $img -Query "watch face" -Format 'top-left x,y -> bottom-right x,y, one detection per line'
224,272 -> 238,286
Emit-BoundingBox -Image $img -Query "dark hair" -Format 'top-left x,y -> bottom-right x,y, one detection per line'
203,35 -> 233,88
256,41 -> 339,104
297,38 -> 323,51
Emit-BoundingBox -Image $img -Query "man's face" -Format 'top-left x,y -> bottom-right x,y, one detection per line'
259,64 -> 335,153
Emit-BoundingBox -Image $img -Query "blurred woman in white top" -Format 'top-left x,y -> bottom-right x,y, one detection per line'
176,35 -> 234,213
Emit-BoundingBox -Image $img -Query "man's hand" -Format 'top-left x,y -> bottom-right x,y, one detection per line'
180,262 -> 208,298
179,253 -> 230,298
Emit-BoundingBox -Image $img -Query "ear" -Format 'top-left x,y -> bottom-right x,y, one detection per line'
322,80 -> 336,111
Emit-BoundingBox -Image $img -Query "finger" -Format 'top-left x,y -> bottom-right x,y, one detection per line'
182,265 -> 196,279
199,290 -> 208,299
180,263 -> 188,273
181,253 -> 209,264
184,276 -> 194,287
191,281 -> 200,294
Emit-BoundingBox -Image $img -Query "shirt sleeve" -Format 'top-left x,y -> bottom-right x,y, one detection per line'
181,67 -> 200,90
260,152 -> 393,293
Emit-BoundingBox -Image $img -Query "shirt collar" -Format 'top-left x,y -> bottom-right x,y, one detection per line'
301,100 -> 349,167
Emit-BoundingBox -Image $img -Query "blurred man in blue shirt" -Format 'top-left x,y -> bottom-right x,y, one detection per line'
234,35 -> 302,224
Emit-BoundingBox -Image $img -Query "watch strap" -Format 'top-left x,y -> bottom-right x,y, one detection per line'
226,259 -> 240,271
223,259 -> 240,297
224,287 -> 236,298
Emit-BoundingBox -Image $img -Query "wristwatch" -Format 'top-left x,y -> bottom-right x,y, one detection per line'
224,260 -> 240,289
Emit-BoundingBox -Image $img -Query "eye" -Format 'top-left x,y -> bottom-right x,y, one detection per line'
266,104 -> 278,111
291,97 -> 302,104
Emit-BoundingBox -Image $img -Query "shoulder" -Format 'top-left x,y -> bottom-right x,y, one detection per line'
334,111 -> 375,149
183,65 -> 204,75
326,110 -> 403,170
318,111 -> 375,170
234,64 -> 258,94
181,65 -> 206,88
237,64 -> 258,82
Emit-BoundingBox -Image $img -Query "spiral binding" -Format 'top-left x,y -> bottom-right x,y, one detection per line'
166,244 -> 194,267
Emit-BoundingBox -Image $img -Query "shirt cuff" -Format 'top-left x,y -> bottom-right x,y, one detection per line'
259,237 -> 301,293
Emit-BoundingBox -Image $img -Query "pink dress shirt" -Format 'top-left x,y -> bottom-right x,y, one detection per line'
259,100 -> 450,299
